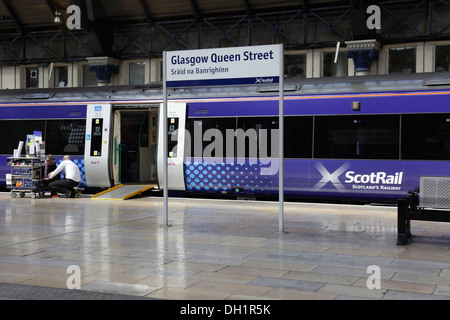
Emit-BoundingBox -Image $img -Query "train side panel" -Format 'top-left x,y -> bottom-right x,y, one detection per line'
183,89 -> 450,201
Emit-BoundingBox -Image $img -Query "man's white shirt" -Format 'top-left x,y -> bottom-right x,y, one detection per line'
49,160 -> 81,182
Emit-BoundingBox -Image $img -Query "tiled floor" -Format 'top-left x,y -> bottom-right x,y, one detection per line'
1,192 -> 450,300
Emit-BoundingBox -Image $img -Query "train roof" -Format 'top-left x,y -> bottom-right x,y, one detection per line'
0,72 -> 449,104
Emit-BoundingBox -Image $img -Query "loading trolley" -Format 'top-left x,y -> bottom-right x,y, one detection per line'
7,157 -> 45,199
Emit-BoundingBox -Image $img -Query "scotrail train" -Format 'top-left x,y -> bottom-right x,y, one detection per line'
1,72 -> 449,202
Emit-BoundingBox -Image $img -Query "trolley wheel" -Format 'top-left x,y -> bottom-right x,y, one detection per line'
11,192 -> 17,198
31,192 -> 36,199
19,192 -> 25,198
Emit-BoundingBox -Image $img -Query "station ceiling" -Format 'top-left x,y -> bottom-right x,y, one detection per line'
1,0 -> 448,65
0,0 -> 345,32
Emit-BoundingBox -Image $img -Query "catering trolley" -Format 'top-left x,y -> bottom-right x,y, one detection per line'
7,157 -> 45,199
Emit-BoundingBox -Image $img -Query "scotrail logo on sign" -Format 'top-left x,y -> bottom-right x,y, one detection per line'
313,162 -> 404,192
255,77 -> 275,84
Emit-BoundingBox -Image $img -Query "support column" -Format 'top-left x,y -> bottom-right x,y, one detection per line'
345,39 -> 380,76
86,57 -> 119,86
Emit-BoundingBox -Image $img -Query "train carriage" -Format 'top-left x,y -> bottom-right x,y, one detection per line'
1,72 -> 449,202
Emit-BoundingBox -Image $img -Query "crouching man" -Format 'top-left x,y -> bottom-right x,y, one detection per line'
46,155 -> 81,198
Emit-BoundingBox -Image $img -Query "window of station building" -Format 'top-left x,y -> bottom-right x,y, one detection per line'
435,45 -> 450,72
323,52 -> 348,77
129,62 -> 146,85
83,65 -> 98,86
401,114 -> 450,161
388,47 -> 416,74
284,54 -> 306,79
314,115 -> 400,160
53,66 -> 68,87
26,67 -> 39,88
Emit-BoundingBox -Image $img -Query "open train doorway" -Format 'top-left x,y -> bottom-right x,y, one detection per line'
112,106 -> 158,186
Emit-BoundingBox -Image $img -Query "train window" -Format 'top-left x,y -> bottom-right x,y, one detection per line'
402,114 -> 450,160
237,117 -> 278,159
185,117 -> 237,160
0,120 -> 46,155
186,116 -> 313,160
435,45 -> 450,72
314,115 -> 400,159
285,116 -> 313,158
45,120 -> 86,155
388,47 -> 416,74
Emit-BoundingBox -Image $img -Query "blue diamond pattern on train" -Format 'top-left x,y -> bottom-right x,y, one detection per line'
184,159 -> 273,193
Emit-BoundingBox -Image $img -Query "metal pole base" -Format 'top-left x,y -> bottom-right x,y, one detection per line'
160,223 -> 172,228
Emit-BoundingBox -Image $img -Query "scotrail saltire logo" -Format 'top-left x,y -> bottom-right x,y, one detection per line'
255,78 -> 274,84
313,162 -> 404,192
313,162 -> 351,192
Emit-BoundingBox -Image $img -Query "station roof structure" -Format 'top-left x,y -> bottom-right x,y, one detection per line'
0,0 -> 342,31
0,0 -> 448,65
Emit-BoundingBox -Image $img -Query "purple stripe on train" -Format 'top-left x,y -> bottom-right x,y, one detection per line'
184,158 -> 449,201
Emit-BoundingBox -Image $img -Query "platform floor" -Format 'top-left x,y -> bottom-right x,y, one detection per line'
1,192 -> 450,301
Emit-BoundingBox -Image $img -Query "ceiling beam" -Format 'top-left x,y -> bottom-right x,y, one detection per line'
44,0 -> 68,16
189,0 -> 200,18
138,0 -> 152,23
85,0 -> 114,56
243,0 -> 251,14
1,0 -> 25,33
44,0 -> 60,13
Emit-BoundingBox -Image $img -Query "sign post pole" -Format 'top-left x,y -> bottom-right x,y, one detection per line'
162,51 -> 169,227
278,44 -> 286,234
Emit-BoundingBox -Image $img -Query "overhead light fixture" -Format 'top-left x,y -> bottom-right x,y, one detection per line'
54,10 -> 61,24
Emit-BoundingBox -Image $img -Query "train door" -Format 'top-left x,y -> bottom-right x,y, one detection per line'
85,103 -> 114,187
157,102 -> 187,190
112,107 -> 158,185
85,102 -> 186,190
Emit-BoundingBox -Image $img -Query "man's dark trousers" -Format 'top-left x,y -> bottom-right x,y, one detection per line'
49,178 -> 79,197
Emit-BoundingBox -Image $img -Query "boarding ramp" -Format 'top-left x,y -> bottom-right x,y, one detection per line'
92,184 -> 157,200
